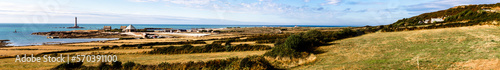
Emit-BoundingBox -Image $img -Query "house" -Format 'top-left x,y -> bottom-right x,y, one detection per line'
122,24 -> 136,32
483,9 -> 499,12
120,26 -> 127,29
103,26 -> 112,30
419,17 -> 446,24
429,18 -> 445,23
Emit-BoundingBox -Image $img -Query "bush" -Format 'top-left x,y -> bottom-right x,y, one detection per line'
112,61 -> 122,69
123,61 -> 136,69
264,30 -> 335,58
149,44 -> 271,54
284,35 -> 306,51
111,45 -> 119,48
137,45 -> 142,49
52,62 -> 84,70
101,46 -> 110,49
98,62 -> 111,70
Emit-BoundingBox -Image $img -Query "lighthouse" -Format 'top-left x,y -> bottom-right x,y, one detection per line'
74,17 -> 77,27
68,17 -> 83,28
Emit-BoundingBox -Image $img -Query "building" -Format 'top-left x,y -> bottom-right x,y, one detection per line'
122,24 -> 136,32
120,26 -> 127,29
430,18 -> 445,23
483,9 -> 499,12
103,26 -> 112,30
419,17 -> 446,24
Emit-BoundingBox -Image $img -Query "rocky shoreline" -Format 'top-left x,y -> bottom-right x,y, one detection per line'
31,30 -> 131,38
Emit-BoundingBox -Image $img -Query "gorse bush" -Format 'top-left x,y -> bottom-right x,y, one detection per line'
123,61 -> 136,69
112,61 -> 122,69
101,46 -> 110,49
52,62 -> 83,70
149,44 -> 271,54
120,41 -> 206,47
98,62 -> 112,70
265,29 -> 370,58
265,30 -> 327,58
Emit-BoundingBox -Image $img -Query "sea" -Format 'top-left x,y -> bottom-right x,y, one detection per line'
0,23 -> 345,46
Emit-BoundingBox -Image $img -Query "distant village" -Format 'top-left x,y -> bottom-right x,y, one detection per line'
102,24 -> 226,33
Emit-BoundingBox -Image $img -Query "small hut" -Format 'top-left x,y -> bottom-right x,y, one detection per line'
103,26 -> 112,30
120,26 -> 127,29
122,24 -> 136,32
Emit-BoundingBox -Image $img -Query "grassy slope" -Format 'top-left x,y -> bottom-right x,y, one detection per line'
294,25 -> 500,69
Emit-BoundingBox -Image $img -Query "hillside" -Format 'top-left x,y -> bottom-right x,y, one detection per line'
293,25 -> 500,69
382,3 -> 500,32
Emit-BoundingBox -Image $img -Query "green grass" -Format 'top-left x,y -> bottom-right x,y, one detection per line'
293,26 -> 500,69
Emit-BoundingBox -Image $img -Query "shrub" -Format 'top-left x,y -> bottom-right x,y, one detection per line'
53,62 -> 84,70
149,44 -> 271,54
225,40 -> 233,46
123,61 -> 136,69
98,62 -> 111,70
137,45 -> 142,49
111,45 -> 119,48
112,61 -> 122,69
101,46 -> 110,49
284,35 -> 306,51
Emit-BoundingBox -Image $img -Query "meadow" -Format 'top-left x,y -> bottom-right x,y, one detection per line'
293,25 -> 500,69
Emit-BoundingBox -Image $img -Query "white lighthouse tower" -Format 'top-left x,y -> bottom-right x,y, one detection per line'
68,17 -> 83,28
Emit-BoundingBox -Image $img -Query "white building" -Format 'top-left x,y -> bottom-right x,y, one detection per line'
420,17 -> 445,24
122,24 -> 136,32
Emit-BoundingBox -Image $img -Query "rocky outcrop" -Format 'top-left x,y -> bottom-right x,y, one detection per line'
31,31 -> 129,38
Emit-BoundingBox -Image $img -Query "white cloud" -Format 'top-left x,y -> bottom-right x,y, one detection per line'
325,0 -> 341,5
129,0 -> 159,2
164,0 -> 216,5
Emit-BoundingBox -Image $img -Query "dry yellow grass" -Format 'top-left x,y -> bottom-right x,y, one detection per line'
61,49 -> 154,55
226,41 -> 257,45
152,44 -> 207,47
0,45 -> 98,57
451,59 -> 500,70
65,42 -> 142,46
0,50 -> 61,56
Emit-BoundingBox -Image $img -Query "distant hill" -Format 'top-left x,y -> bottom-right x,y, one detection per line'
382,3 -> 500,32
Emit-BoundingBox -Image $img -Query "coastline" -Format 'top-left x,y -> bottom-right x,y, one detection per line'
0,26 -> 356,58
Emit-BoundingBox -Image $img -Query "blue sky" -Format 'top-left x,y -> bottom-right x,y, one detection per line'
0,0 -> 498,26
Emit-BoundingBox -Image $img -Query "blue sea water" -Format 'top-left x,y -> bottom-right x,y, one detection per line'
0,23 -> 344,46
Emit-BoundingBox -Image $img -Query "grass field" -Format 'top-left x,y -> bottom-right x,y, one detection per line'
293,25 -> 500,70
0,51 -> 266,70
